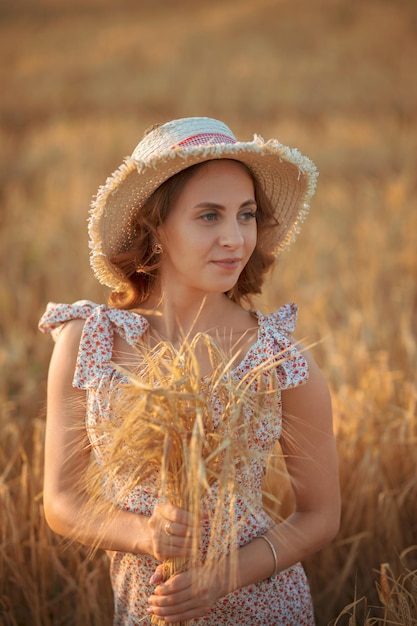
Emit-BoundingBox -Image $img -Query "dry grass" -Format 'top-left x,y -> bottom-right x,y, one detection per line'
1,0 -> 417,624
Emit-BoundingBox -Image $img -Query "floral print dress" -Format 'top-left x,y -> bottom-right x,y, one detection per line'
39,300 -> 315,626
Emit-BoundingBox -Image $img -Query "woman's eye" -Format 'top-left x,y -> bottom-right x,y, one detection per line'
201,212 -> 218,222
240,210 -> 258,221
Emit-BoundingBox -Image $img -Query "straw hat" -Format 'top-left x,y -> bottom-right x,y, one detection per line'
89,117 -> 318,291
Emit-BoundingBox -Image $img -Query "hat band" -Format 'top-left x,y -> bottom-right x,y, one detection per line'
174,132 -> 236,148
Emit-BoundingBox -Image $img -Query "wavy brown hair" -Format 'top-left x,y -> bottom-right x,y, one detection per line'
108,160 -> 279,309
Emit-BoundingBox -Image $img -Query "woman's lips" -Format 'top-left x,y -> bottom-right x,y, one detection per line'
211,258 -> 241,270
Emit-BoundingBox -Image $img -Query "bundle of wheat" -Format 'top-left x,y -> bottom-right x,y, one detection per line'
84,332 -> 286,626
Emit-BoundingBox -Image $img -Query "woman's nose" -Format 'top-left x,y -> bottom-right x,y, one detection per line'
218,219 -> 244,248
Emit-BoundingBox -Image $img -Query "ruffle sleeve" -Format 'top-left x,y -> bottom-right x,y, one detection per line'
38,300 -> 149,390
257,303 -> 309,390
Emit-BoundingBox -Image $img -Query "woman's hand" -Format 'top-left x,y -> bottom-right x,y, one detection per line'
148,503 -> 197,562
147,562 -> 223,622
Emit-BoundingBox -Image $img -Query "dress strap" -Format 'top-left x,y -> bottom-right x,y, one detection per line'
38,300 -> 97,337
39,300 -> 149,389
265,302 -> 299,334
256,303 -> 309,390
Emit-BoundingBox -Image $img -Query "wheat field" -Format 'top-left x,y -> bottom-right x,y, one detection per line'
1,0 -> 416,624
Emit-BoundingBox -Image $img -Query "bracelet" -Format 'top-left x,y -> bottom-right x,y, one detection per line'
257,534 -> 278,578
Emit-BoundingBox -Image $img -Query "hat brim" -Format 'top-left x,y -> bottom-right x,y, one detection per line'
89,137 -> 318,291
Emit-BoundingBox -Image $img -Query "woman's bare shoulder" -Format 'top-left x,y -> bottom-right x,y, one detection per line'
282,346 -> 332,418
48,319 -> 87,385
53,317 -> 86,348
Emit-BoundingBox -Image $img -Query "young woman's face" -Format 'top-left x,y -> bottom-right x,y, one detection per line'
158,160 -> 257,296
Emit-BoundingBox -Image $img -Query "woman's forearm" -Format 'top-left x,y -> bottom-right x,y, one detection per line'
44,490 -> 152,555
219,509 -> 339,598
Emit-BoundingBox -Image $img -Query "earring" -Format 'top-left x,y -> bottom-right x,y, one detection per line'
152,242 -> 163,255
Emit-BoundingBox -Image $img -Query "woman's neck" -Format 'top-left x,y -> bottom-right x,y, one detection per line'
133,289 -> 259,378
137,291 -> 238,344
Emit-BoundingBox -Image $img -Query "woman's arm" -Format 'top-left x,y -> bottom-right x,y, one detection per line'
146,348 -> 341,622
43,319 -> 196,560
233,348 -> 341,584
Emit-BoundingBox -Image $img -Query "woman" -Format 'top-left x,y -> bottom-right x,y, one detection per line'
39,117 -> 340,625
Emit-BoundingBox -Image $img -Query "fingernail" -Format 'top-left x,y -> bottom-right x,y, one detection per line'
149,574 -> 158,584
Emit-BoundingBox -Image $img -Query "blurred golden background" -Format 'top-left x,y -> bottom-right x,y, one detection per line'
1,0 -> 416,624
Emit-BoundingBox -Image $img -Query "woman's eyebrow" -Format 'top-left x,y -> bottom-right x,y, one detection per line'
193,199 -> 257,210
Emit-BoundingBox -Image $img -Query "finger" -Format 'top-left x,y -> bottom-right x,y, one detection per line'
147,591 -> 196,615
156,534 -> 195,561
157,502 -> 195,527
147,592 -> 210,621
147,571 -> 212,620
163,519 -> 173,536
163,518 -> 195,540
152,571 -> 193,595
149,565 -> 164,586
